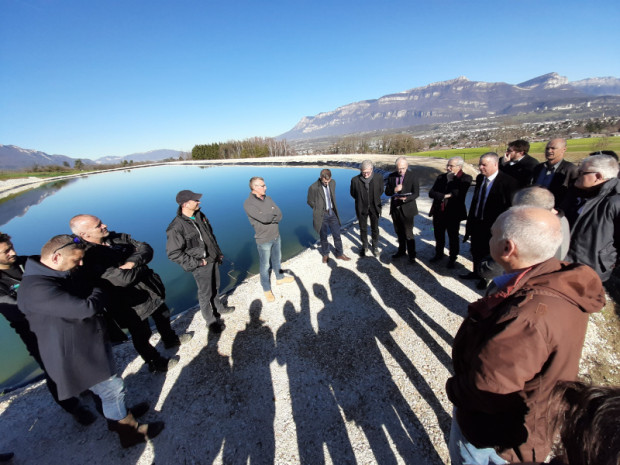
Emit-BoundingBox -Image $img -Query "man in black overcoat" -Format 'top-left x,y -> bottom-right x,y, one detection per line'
350,160 -> 384,257
385,157 -> 419,263
499,139 -> 539,187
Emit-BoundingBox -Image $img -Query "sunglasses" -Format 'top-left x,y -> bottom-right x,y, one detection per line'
53,236 -> 83,254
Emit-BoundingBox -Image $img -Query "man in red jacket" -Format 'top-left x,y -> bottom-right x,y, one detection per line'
446,206 -> 605,464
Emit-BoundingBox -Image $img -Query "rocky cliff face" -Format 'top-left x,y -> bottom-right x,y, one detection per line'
279,73 -> 620,141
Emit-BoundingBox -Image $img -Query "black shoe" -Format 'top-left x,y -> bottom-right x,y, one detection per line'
392,251 -> 406,259
359,248 -> 366,257
371,248 -> 378,257
476,278 -> 489,290
163,332 -> 194,349
447,258 -> 457,269
460,271 -> 480,280
148,356 -> 178,373
72,405 -> 97,426
429,254 -> 444,263
208,321 -> 225,334
0,452 -> 14,462
218,306 -> 235,314
408,257 -> 417,265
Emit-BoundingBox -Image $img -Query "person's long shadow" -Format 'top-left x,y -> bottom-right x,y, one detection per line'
275,273 -> 356,464
222,299 -> 276,464
315,261 -> 443,464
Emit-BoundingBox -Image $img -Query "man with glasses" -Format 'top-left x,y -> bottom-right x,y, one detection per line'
166,190 -> 234,333
561,154 -> 620,282
71,214 -> 189,372
429,157 -> 472,268
0,232 -> 97,425
17,235 -> 164,448
243,177 -> 294,303
350,160 -> 384,257
307,168 -> 351,263
498,139 -> 538,187
531,138 -> 578,207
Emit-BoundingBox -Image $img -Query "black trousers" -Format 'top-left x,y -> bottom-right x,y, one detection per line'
358,211 -> 380,249
432,214 -> 461,259
392,208 -> 416,258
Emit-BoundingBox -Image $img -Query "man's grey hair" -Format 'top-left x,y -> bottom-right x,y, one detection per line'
249,176 -> 264,190
69,214 -> 96,236
395,156 -> 409,166
494,206 -> 562,264
360,160 -> 374,171
449,156 -> 464,167
581,155 -> 619,180
480,152 -> 499,164
512,186 -> 555,211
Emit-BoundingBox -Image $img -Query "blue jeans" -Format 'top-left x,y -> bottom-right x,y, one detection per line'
320,211 -> 343,256
449,411 -> 509,465
257,236 -> 284,291
89,375 -> 127,421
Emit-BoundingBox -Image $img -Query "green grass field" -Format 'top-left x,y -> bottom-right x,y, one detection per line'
409,136 -> 620,164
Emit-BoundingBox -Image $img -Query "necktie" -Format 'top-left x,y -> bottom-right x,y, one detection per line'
477,178 -> 488,219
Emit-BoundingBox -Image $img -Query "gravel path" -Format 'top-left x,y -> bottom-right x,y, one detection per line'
0,157 -> 608,464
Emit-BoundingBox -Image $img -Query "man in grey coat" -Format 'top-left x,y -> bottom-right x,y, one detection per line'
307,169 -> 351,264
350,160 -> 384,257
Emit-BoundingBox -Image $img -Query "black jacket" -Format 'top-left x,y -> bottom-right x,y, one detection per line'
531,160 -> 578,207
466,171 -> 519,236
82,232 -> 166,320
350,173 -> 383,218
429,170 -> 472,222
499,154 -> 539,187
385,169 -> 419,217
166,208 -> 222,272
307,178 -> 340,233
562,177 -> 620,282
18,257 -> 111,401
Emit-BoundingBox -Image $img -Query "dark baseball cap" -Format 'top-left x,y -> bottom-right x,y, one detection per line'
176,190 -> 202,205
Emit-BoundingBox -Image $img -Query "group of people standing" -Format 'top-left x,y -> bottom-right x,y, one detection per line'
1,142 -> 619,463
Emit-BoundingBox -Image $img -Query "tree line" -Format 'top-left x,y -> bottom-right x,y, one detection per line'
192,137 -> 295,160
327,134 -> 423,155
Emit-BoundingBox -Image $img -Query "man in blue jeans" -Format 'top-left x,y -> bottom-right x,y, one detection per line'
243,177 -> 294,303
307,169 -> 351,264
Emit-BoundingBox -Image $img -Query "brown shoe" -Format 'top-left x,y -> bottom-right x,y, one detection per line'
264,290 -> 275,302
276,276 -> 294,285
322,255 -> 329,263
336,255 -> 351,261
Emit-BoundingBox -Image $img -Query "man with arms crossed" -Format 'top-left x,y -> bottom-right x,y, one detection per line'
447,207 -> 604,464
350,160 -> 384,257
243,177 -> 294,303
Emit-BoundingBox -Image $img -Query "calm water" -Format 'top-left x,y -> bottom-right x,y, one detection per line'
0,165 -> 368,391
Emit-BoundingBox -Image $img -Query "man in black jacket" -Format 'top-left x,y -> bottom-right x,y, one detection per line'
463,153 -> 518,288
17,234 -> 164,448
70,214 -> 190,372
0,232 -> 96,425
166,190 -> 234,332
307,169 -> 350,263
531,138 -> 578,207
385,157 -> 420,263
350,160 -> 384,257
499,139 -> 538,187
428,157 -> 472,268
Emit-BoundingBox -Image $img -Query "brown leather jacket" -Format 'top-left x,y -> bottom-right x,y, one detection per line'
446,258 -> 605,463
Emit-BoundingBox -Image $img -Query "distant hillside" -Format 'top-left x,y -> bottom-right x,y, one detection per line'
279,73 -> 620,141
96,149 -> 182,164
0,145 -> 95,171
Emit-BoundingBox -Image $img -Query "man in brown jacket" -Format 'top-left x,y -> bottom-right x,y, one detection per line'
446,206 -> 605,464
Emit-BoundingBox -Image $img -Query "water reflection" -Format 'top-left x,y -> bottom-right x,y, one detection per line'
0,164 -> 362,390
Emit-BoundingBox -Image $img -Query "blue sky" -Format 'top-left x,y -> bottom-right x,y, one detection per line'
1,0 -> 619,159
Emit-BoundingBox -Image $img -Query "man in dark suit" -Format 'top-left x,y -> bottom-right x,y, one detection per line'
428,157 -> 473,268
531,138 -> 578,208
307,169 -> 350,263
350,160 -> 384,257
499,139 -> 539,187
462,153 -> 518,288
385,157 -> 419,263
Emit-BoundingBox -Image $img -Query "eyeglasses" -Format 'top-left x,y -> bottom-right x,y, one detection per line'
53,236 -> 82,254
577,170 -> 598,176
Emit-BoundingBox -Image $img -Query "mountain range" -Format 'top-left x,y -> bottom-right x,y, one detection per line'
278,73 -> 620,141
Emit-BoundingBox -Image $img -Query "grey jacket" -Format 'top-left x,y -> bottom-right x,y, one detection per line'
166,208 -> 223,273
307,178 -> 340,234
243,194 -> 282,244
563,177 -> 620,281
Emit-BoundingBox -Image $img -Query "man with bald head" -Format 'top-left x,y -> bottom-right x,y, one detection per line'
531,138 -> 578,207
447,206 -> 605,464
462,152 -> 518,287
71,214 -> 191,372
